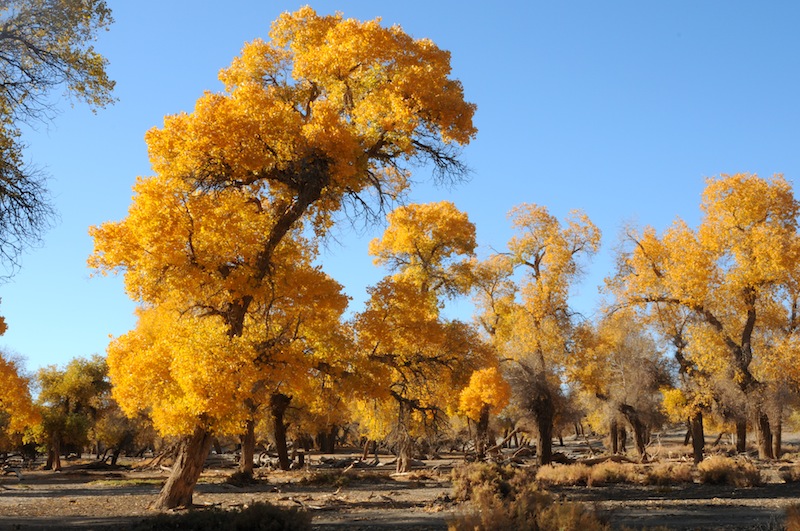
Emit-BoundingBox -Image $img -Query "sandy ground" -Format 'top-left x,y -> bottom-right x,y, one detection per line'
0,431 -> 799,530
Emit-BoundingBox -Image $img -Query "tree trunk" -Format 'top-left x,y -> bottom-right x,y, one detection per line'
362,439 -> 371,461
773,414 -> 782,459
683,421 -> 692,446
476,404 -> 491,459
532,393 -> 554,466
239,418 -> 255,476
735,418 -> 747,453
755,410 -> 774,459
153,426 -> 214,510
396,434 -> 413,473
46,437 -> 62,471
619,404 -> 648,462
619,426 -> 628,454
690,411 -> 704,464
609,420 -> 619,455
110,447 -> 122,467
270,393 -> 292,471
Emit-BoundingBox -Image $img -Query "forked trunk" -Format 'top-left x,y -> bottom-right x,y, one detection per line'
270,393 -> 292,471
153,426 -> 214,510
239,418 -> 255,476
735,418 -> 747,453
690,411 -> 704,464
619,404 -> 648,462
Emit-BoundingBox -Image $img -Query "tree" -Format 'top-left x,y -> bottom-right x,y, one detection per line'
0,0 -> 114,274
90,8 -> 475,509
569,311 -> 670,461
458,366 -> 510,458
0,349 -> 38,448
474,204 -> 600,465
353,201 -> 490,472
34,355 -> 109,470
609,174 -> 800,459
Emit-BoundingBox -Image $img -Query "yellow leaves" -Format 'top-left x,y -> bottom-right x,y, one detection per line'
458,367 -> 510,422
369,201 -> 476,296
0,352 -> 39,434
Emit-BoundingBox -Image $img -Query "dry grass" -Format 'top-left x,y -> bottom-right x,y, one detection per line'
587,461 -> 638,487
535,463 -> 591,486
786,504 -> 800,531
697,455 -> 761,487
450,463 -> 609,531
642,463 -> 694,486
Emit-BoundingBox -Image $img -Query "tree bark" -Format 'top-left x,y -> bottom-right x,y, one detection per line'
773,414 -> 782,459
153,426 -> 214,510
476,404 -> 491,459
531,392 -> 555,466
609,419 -> 619,455
396,434 -> 413,473
46,437 -> 62,471
735,418 -> 747,453
619,404 -> 648,462
755,410 -> 774,459
690,411 -> 704,464
270,393 -> 292,471
239,418 -> 255,476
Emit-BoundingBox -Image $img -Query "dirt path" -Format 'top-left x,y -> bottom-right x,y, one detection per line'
0,456 -> 798,529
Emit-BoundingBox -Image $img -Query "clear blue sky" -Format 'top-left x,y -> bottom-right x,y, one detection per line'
3,1 -> 799,372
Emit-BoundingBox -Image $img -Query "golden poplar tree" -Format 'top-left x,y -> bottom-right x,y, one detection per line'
353,202 -> 491,472
473,204 -> 600,465
609,173 -> 800,459
90,8 -> 475,509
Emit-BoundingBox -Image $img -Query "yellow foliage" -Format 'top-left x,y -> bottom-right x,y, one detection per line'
458,367 -> 511,422
92,7 -> 477,440
0,351 -> 39,434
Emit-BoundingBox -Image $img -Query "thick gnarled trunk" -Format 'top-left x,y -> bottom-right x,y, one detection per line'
270,393 -> 292,471
239,418 -> 255,476
690,411 -> 704,464
531,391 -> 554,466
153,426 -> 214,510
755,410 -> 774,460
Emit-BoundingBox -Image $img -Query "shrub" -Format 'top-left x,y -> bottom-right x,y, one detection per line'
297,470 -> 350,488
642,463 -> 694,486
697,455 -> 760,487
786,504 -> 800,531
535,463 -> 591,486
127,502 -> 311,530
449,463 -> 609,531
451,462 -> 517,502
780,464 -> 800,483
587,461 -> 638,487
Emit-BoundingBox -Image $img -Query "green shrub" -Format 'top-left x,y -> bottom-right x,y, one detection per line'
127,502 -> 311,530
697,455 -> 760,487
